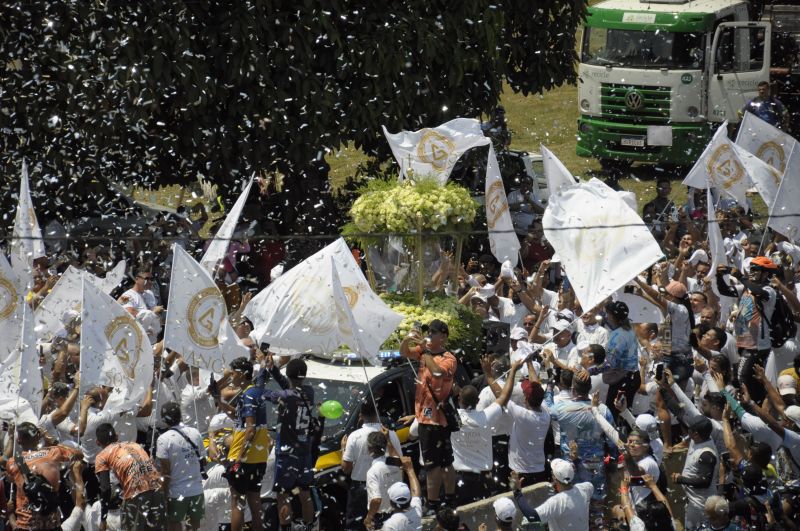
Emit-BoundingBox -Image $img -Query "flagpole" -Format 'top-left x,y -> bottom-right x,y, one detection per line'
358,355 -> 383,426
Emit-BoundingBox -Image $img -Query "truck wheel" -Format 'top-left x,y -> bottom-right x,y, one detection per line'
599,158 -> 632,175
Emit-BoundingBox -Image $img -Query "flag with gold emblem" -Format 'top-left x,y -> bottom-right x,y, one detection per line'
736,111 -> 797,173
683,123 -> 752,208
165,244 -> 248,372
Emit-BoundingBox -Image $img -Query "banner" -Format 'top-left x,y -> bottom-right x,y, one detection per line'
382,118 -> 488,183
683,123 -> 752,208
34,261 -> 126,341
486,144 -> 521,266
736,111 -> 797,173
164,245 -> 248,373
615,292 -> 663,324
736,143 -> 783,210
80,279 -> 153,414
542,178 -> 664,313
244,238 -> 403,363
10,160 -> 46,275
706,187 -> 728,280
768,144 -> 800,242
200,177 -> 254,275
541,145 -> 577,195
0,255 -> 42,421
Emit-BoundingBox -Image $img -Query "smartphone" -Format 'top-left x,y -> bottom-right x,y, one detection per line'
616,390 -> 625,402
386,456 -> 402,467
655,363 -> 664,381
259,342 -> 270,353
630,476 -> 646,486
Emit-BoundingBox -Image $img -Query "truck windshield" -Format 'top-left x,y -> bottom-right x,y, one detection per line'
582,27 -> 704,69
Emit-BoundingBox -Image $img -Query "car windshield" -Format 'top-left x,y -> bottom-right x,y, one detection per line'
582,27 -> 704,69
263,377 -> 368,439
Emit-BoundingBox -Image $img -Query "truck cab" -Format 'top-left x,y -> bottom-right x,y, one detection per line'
575,0 -> 775,168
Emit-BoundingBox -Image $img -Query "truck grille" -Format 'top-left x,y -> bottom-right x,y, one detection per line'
600,83 -> 671,124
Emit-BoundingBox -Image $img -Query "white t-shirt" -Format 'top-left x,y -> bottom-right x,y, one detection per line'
155,424 -> 207,498
476,380 -> 525,437
381,497 -> 423,531
667,301 -> 692,353
534,482 -> 593,531
577,322 -> 609,348
180,384 -> 216,435
38,411 -> 77,444
506,402 -> 550,474
366,456 -> 403,513
121,288 -> 151,315
451,403 -> 503,472
342,423 -> 402,482
741,412 -> 782,451
631,455 -> 660,506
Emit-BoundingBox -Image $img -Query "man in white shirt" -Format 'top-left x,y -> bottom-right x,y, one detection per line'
119,267 -> 163,318
180,367 -> 216,436
514,458 -> 593,531
341,402 -> 402,530
576,308 -> 608,348
450,384 -> 503,505
381,462 -> 423,531
365,432 -> 403,530
156,402 -> 207,531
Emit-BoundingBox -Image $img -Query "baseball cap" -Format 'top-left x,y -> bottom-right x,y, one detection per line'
388,482 -> 411,504
520,379 -> 544,404
510,327 -> 528,340
492,498 -> 517,523
751,256 -> 779,270
778,374 -> 797,396
784,405 -> 800,429
208,412 -> 235,433
635,413 -> 659,437
551,458 -> 575,484
666,280 -> 688,299
552,319 -> 572,334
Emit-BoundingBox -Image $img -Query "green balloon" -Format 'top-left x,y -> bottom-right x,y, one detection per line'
320,400 -> 344,419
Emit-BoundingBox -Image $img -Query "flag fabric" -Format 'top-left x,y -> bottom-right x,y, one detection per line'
0,254 -> 41,421
615,292 -> 663,324
542,178 -> 664,313
382,118 -> 488,183
485,144 -> 520,266
164,245 -> 248,373
541,145 -> 578,195
768,144 -> 800,242
34,261 -> 126,342
736,111 -> 797,173
683,123 -> 752,208
79,278 -> 153,414
11,160 -> 46,274
706,187 -> 728,280
243,238 -> 403,363
200,177 -> 254,275
736,143 -> 783,210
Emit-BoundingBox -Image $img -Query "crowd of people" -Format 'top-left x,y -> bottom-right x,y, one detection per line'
2,168 -> 800,531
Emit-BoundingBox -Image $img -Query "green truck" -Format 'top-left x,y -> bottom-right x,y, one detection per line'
576,0 -> 800,169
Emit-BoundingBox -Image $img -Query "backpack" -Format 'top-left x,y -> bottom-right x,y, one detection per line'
15,455 -> 60,515
756,292 -> 797,348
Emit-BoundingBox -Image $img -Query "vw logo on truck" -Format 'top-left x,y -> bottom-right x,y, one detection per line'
625,89 -> 644,110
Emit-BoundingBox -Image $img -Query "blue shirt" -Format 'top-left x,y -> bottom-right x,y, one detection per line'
545,392 -> 612,460
744,97 -> 786,127
604,326 -> 639,373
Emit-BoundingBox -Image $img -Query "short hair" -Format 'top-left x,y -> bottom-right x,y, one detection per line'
589,344 -> 606,366
711,354 -> 731,382
573,373 -> 592,396
360,401 -> 378,420
95,422 -> 118,446
704,393 -> 726,412
50,382 -> 70,399
688,416 -> 713,439
656,177 -> 672,188
690,292 -> 708,304
435,508 -> 461,531
229,357 -> 253,380
16,422 -> 39,446
286,358 -> 307,381
161,402 -> 182,427
713,327 -> 728,349
642,323 -> 658,337
750,441 -> 772,469
559,369 -> 573,390
758,80 -> 770,88
459,385 -> 480,409
366,432 -> 387,453
705,495 -> 729,517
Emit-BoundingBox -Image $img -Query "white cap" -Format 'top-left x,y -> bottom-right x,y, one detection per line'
688,249 -> 710,266
785,405 -> 800,429
500,260 -> 514,279
60,309 -> 80,327
510,327 -> 528,340
478,285 -> 496,298
576,340 -> 590,352
635,413 -> 659,437
492,498 -> 517,523
778,374 -> 797,396
552,319 -> 572,334
208,412 -> 235,433
551,458 -> 575,484
388,482 -> 411,504
556,309 -> 575,322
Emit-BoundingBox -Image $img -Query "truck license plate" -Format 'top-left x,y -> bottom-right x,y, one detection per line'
621,137 -> 645,147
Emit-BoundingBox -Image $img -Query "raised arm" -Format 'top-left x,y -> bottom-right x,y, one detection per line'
480,355 -> 504,398
635,278 -> 667,313
495,360 -> 522,407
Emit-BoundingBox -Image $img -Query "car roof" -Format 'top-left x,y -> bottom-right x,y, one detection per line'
303,357 -> 389,384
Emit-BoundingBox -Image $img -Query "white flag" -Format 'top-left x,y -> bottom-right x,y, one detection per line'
541,145 -> 578,195
736,111 -> 797,173
683,123 -> 752,208
80,279 -> 153,414
11,161 -> 46,272
735,143 -> 783,214
34,261 -> 126,342
200,177 -> 254,275
706,187 -> 728,280
0,255 -> 42,421
382,118 -> 488,183
768,144 -> 800,242
486,145 -> 520,266
615,292 -> 663,324
244,238 -> 403,363
164,245 -> 248,373
543,178 -> 664,313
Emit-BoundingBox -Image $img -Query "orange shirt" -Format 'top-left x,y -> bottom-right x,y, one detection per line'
7,445 -> 79,530
411,345 -> 457,426
95,442 -> 162,500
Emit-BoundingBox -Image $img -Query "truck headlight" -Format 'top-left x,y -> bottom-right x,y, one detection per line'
687,106 -> 699,118
580,99 -> 590,111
